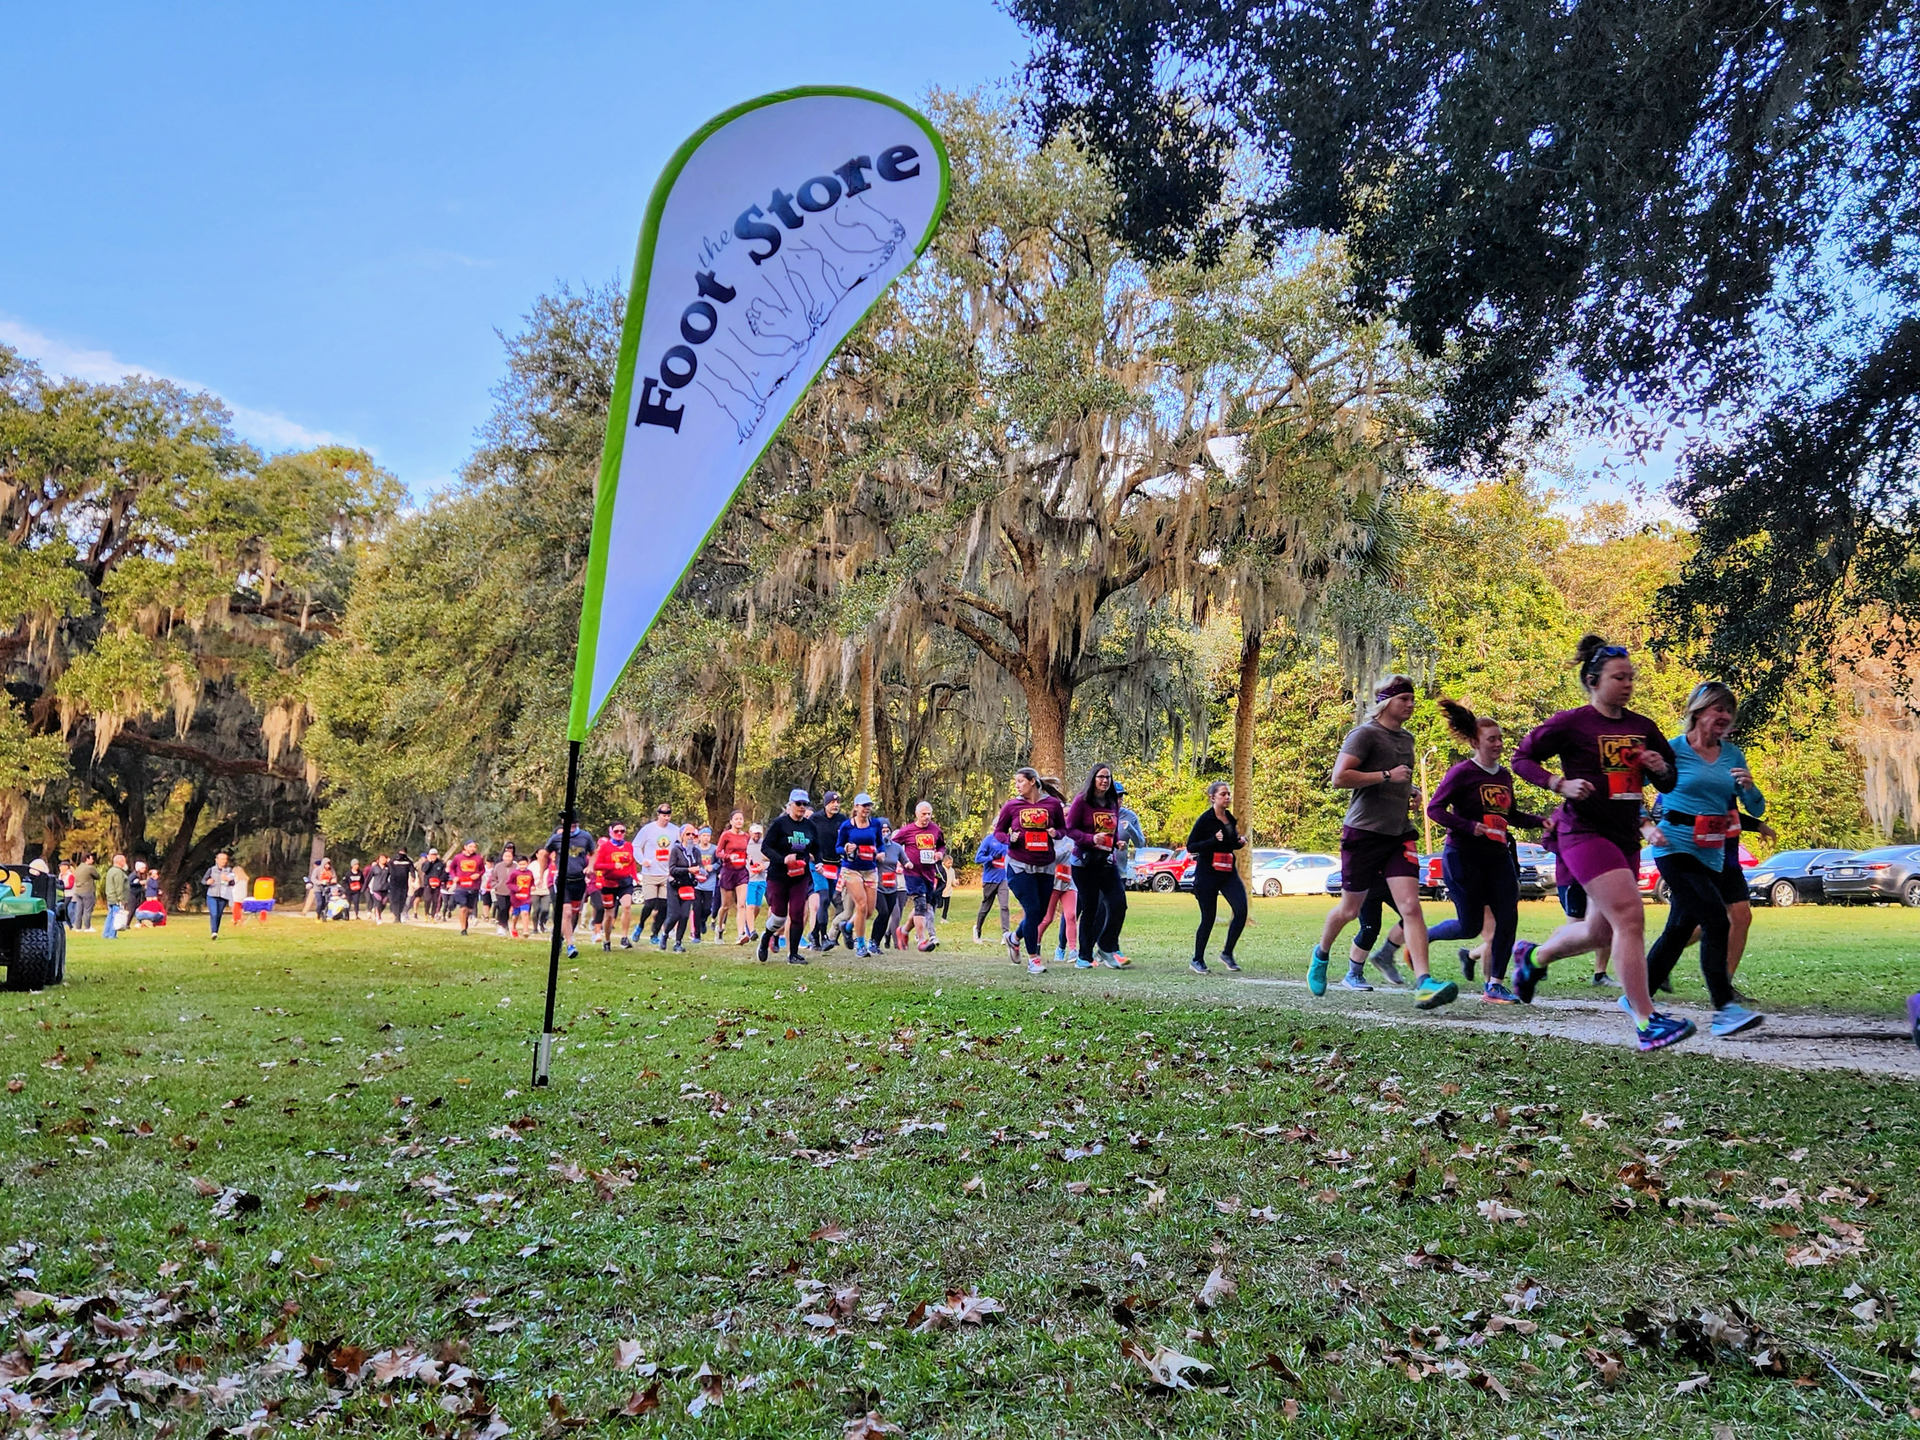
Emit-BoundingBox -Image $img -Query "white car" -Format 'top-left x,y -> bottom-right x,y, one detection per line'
1255,851 -> 1338,896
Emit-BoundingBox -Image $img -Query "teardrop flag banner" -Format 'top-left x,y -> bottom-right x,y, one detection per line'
568,87 -> 950,739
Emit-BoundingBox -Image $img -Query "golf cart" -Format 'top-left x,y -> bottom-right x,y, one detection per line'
1,863 -> 67,991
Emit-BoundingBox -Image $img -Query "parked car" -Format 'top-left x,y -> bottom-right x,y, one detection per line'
1515,842 -> 1554,899
1640,844 -> 1756,903
1137,849 -> 1195,893
1745,849 -> 1857,907
1255,851 -> 1337,896
1125,847 -> 1174,891
1246,848 -> 1299,895
1820,845 -> 1920,907
1418,853 -> 1446,900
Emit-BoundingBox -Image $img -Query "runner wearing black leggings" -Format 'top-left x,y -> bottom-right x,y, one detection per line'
1642,682 -> 1766,1037
1185,781 -> 1248,974
991,768 -> 1066,976
755,790 -> 816,965
1064,761 -> 1130,969
1424,699 -> 1546,1004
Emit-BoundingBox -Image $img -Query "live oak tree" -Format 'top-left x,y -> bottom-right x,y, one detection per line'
1015,0 -> 1920,714
0,345 -> 398,892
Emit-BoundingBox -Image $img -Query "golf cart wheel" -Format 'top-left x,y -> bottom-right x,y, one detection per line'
1770,880 -> 1797,908
1262,879 -> 1281,897
9,927 -> 53,991
51,923 -> 66,984
1903,878 -> 1920,908
1151,872 -> 1176,893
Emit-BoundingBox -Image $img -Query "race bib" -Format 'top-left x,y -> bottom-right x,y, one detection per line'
1691,813 -> 1729,845
821,863 -> 840,880
918,847 -> 937,865
1096,832 -> 1113,850
677,885 -> 695,901
348,878 -> 361,890
1211,852 -> 1234,872
655,844 -> 670,864
1725,811 -> 1742,839
857,844 -> 875,861
1403,838 -> 1419,865
1054,862 -> 1071,882
785,854 -> 807,877
1023,829 -> 1050,850
1481,813 -> 1508,844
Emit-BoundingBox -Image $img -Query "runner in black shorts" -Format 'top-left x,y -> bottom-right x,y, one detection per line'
446,842 -> 488,935
756,789 -> 815,964
545,820 -> 595,958
1309,675 -> 1458,1010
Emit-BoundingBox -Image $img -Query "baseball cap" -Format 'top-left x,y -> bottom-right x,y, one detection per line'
853,792 -> 874,807
788,788 -> 810,804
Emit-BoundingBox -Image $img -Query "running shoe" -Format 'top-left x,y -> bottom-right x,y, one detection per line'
1458,947 -> 1477,982
1221,954 -> 1241,973
1190,957 -> 1210,975
1590,971 -> 1617,987
1102,952 -> 1130,969
972,928 -> 983,944
1414,975 -> 1460,1010
736,933 -> 755,946
671,942 -> 686,953
1005,933 -> 1021,965
1307,945 -> 1329,996
756,930 -> 772,963
1481,980 -> 1518,1004
1074,955 -> 1094,969
1637,1011 -> 1696,1051
1371,950 -> 1406,988
601,940 -> 611,953
1338,968 -> 1373,992
620,936 -> 633,949
918,939 -> 937,953
565,943 -> 577,959
1710,1003 -> 1764,1037
1026,957 -> 1047,976
788,952 -> 809,965
1055,946 -> 1067,966
1510,942 -> 1539,1004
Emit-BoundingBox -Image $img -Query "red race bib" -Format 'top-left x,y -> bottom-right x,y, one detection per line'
1691,813 -> 1729,845
1211,852 -> 1234,872
1725,811 -> 1742,838
1403,838 -> 1419,865
858,844 -> 875,861
1023,829 -> 1049,850
821,863 -> 840,880
1481,813 -> 1509,844
785,854 -> 807,877
677,885 -> 694,900
1608,762 -> 1643,799
1054,862 -> 1071,882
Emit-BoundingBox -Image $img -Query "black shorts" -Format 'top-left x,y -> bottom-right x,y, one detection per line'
1715,856 -> 1749,905
451,888 -> 482,910
601,880 -> 635,900
1341,826 -> 1419,894
562,876 -> 587,904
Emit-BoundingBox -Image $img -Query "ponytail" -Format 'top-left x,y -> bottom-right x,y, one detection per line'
1437,697 -> 1483,747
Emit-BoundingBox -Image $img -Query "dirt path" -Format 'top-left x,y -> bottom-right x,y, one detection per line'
801,949 -> 1920,1080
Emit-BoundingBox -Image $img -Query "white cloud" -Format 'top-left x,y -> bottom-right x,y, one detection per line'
0,316 -> 348,453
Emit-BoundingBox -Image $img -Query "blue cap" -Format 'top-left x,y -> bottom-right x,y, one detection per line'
788,788 -> 810,804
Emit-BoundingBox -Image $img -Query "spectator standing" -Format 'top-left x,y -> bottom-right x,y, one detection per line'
70,853 -> 99,931
102,855 -> 131,939
203,853 -> 239,938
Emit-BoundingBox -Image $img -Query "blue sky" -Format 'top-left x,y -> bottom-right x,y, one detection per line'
4,1 -> 1031,492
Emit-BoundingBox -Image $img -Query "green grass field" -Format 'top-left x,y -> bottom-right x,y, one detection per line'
2,897 -> 1918,1437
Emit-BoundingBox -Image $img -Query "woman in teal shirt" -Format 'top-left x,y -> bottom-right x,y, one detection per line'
1645,682 -> 1766,1036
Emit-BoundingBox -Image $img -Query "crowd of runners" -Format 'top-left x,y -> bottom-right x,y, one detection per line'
285,633 -> 1770,1057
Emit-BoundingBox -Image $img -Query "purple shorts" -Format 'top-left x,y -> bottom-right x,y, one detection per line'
1557,830 -> 1637,887
718,865 -> 749,890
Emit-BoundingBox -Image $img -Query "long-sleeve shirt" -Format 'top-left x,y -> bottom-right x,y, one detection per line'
101,864 -> 129,907
1511,705 -> 1678,853
992,796 -> 1067,871
836,817 -> 889,871
1427,759 -> 1546,858
668,841 -> 702,889
761,809 -> 816,878
973,834 -> 1008,883
487,858 -> 521,895
1184,807 -> 1245,875
1064,795 -> 1122,866
592,838 -> 638,889
1649,736 -> 1766,871
634,821 -> 676,877
447,852 -> 488,890
892,821 -> 945,881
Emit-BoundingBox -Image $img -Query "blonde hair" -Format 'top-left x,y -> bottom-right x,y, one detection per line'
1684,681 -> 1739,728
1367,674 -> 1416,720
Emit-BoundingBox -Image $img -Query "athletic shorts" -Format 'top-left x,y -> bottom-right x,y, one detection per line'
1340,826 -> 1419,893
903,873 -> 933,897
512,902 -> 530,916
639,876 -> 670,902
601,880 -> 635,900
451,888 -> 482,910
745,880 -> 767,906
718,865 -> 748,890
562,875 -> 587,904
1557,830 -> 1637,887
1715,856 -> 1749,905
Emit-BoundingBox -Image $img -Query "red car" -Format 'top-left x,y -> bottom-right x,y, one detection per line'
1640,846 -> 1755,903
1136,848 -> 1196,893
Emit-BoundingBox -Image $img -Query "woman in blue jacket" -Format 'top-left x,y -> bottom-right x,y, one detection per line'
972,831 -> 1010,943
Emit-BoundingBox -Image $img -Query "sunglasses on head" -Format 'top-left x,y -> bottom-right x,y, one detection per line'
1584,645 -> 1630,676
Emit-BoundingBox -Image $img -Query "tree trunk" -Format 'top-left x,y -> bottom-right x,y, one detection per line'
156,782 -> 210,909
1019,668 -> 1070,779
856,650 -> 875,797
0,792 -> 24,864
1232,627 -> 1261,879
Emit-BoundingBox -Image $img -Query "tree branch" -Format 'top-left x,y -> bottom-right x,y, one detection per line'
105,729 -> 308,785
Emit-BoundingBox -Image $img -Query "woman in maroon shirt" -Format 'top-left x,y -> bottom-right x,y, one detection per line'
1508,634 -> 1690,1051
991,768 -> 1067,975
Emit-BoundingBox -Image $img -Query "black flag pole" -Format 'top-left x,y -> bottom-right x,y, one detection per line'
532,738 -> 582,1087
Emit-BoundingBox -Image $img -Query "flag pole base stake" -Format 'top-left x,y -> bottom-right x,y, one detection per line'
533,1032 -> 553,1087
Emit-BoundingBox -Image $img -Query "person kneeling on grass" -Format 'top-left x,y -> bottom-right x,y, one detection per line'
1308,674 -> 1459,1011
